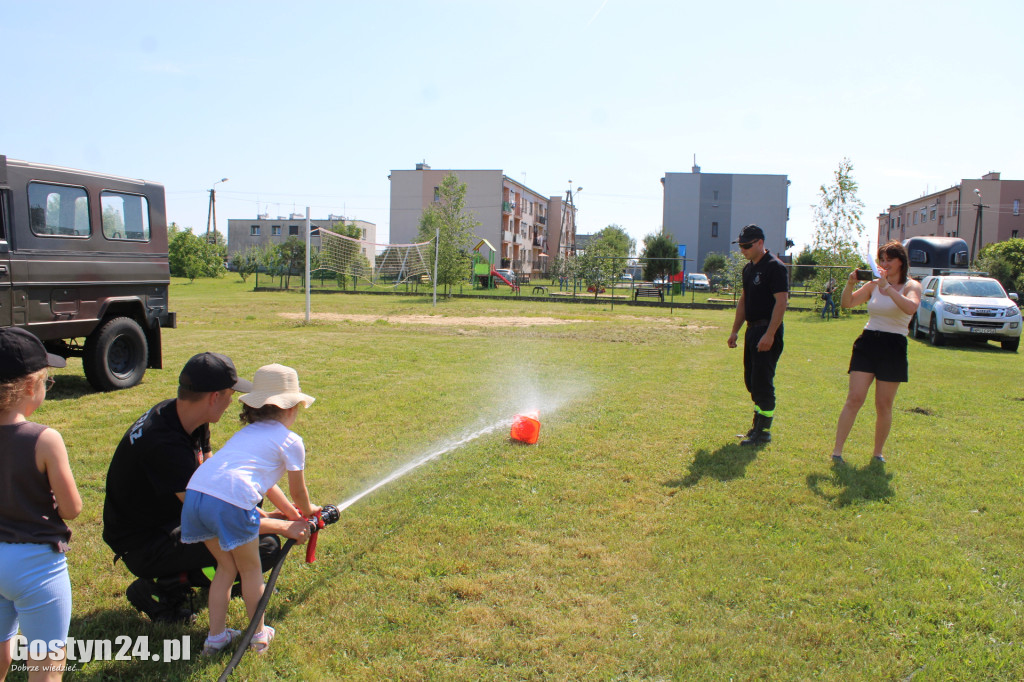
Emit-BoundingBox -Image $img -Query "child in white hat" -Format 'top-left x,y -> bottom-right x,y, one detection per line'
180,364 -> 319,655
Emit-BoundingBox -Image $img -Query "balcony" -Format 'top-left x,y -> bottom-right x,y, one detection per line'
502,201 -> 513,214
502,230 -> 513,243
533,236 -> 547,250
537,215 -> 546,225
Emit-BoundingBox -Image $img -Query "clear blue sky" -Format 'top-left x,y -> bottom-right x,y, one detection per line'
3,0 -> 1021,256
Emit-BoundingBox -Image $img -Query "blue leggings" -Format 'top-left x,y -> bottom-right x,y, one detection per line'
0,542 -> 72,646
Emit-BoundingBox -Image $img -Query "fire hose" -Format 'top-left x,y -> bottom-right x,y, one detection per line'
218,503 -> 340,681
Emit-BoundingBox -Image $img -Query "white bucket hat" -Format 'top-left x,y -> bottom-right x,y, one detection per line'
239,364 -> 315,409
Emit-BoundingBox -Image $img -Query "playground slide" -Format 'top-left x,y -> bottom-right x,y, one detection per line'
490,268 -> 518,291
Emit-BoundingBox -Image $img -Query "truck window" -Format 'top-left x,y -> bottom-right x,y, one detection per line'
28,183 -> 90,237
101,191 -> 150,241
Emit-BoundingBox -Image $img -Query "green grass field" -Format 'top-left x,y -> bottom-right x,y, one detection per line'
25,276 -> 1024,681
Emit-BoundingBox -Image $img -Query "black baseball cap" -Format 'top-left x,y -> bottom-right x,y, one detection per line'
179,352 -> 253,393
0,327 -> 66,382
732,224 -> 765,244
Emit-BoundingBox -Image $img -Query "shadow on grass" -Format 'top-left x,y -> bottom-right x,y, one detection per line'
65,607 -> 209,680
46,375 -> 96,401
664,443 -> 758,488
806,459 -> 894,508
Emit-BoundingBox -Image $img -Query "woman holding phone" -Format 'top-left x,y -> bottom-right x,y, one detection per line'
830,240 -> 922,465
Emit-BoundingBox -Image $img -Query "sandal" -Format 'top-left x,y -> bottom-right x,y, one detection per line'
250,625 -> 275,654
872,455 -> 886,464
202,628 -> 240,656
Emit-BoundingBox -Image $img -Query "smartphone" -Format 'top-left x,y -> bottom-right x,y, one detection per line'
855,269 -> 874,281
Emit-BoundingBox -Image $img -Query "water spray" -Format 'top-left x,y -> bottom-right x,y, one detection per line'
219,414 -> 529,679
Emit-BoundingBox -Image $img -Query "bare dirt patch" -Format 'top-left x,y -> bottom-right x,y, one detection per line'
279,312 -> 584,327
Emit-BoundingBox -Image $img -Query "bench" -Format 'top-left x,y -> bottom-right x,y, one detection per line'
633,285 -> 664,302
532,285 -> 548,295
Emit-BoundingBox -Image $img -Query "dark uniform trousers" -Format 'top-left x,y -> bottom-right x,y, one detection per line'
743,322 -> 784,413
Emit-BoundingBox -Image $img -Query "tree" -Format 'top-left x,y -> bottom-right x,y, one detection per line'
977,238 -> 1024,293
416,172 -> 479,296
640,233 -> 679,282
791,246 -> 818,285
810,158 -> 867,293
168,225 -> 224,281
702,252 -> 727,275
592,224 -> 635,261
723,251 -> 746,299
231,245 -> 262,283
278,236 -> 306,289
574,241 -> 621,299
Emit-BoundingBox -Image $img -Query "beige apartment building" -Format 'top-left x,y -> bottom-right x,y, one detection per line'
877,172 -> 1024,251
389,163 -> 577,279
226,214 -> 376,263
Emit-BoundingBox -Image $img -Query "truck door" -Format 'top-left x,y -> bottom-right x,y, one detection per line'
0,189 -> 12,328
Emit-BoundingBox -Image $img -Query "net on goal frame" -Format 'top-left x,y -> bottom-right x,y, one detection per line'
317,226 -> 436,290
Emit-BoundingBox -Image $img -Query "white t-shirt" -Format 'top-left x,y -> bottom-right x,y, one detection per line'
864,282 -> 912,336
187,420 -> 305,510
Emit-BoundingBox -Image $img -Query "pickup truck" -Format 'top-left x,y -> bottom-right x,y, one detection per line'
912,274 -> 1020,352
0,156 -> 176,390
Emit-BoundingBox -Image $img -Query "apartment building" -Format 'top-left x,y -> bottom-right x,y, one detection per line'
388,163 -> 576,278
877,172 -> 1024,250
661,164 -> 790,271
226,214 -> 376,263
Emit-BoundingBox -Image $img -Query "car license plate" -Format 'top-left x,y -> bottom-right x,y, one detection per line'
969,327 -> 997,334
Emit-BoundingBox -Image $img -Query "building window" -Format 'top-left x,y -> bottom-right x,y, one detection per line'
289,225 -> 299,236
711,221 -> 718,238
272,226 -> 281,236
250,225 -> 260,236
913,213 -> 918,226
921,209 -> 927,223
930,207 -> 936,220
1014,199 -> 1020,216
433,187 -> 440,202
1013,229 -> 1019,238
713,190 -> 719,201
952,200 -> 958,216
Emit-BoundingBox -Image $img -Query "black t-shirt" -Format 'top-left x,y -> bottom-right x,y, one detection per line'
102,399 -> 211,554
742,249 -> 789,322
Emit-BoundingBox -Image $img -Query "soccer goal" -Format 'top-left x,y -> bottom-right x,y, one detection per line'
318,226 -> 435,289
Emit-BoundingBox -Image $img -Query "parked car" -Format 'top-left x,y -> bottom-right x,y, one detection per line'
620,272 -> 634,281
913,274 -> 1020,351
494,268 -> 516,285
686,273 -> 710,291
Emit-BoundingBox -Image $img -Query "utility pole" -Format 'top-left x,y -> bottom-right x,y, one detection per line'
206,178 -> 229,243
969,188 -> 988,264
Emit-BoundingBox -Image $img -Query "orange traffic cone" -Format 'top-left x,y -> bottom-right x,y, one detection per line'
510,410 -> 541,444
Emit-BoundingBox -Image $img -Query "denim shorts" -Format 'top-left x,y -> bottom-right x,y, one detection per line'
181,490 -> 261,552
0,542 -> 72,645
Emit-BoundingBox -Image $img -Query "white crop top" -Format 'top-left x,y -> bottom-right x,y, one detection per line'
864,283 -> 912,336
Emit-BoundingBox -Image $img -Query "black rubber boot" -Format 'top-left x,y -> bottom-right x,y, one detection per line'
741,414 -> 773,446
737,412 -> 758,440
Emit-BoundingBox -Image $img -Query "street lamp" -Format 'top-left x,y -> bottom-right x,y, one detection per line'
206,177 -> 229,243
568,181 -> 582,254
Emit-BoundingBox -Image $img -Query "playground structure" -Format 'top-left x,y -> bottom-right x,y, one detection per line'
472,239 -> 519,293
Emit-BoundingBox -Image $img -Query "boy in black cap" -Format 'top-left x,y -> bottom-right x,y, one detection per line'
726,225 -> 789,445
102,352 -> 311,623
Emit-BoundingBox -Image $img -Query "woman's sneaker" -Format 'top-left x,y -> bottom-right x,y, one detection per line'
202,628 -> 241,656
250,626 -> 275,654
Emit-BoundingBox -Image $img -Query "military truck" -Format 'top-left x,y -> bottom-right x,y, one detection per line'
0,156 -> 176,390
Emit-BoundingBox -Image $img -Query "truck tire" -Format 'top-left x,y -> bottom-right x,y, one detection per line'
1002,337 -> 1020,352
83,317 -> 148,391
928,317 -> 946,347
